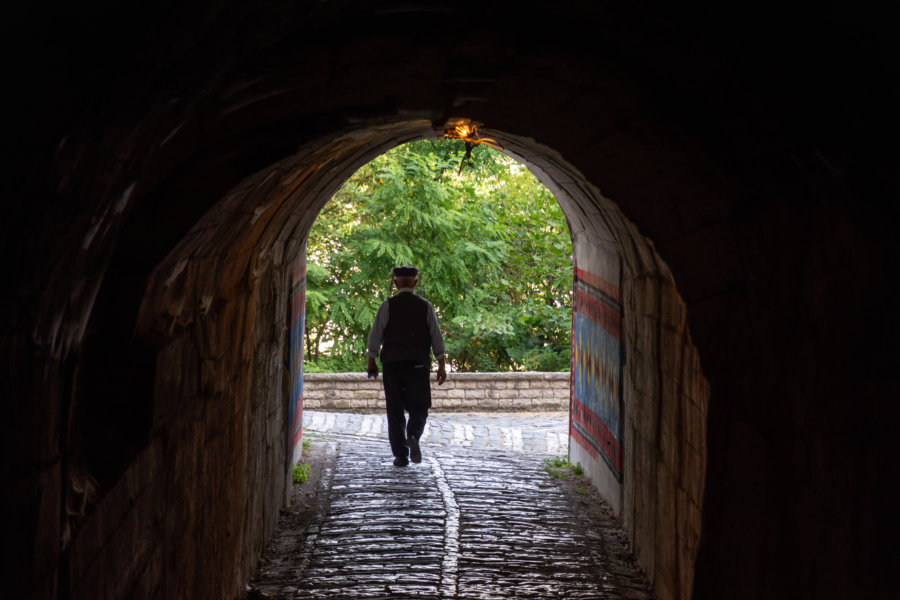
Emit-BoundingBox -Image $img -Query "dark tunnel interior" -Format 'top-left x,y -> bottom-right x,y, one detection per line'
3,2 -> 899,599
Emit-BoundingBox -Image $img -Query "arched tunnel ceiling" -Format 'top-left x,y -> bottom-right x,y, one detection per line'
14,1 -> 747,353
12,1 -> 897,347
12,1 -> 897,290
132,122 -> 627,346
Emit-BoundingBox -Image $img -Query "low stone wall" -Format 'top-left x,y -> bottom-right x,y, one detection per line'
303,372 -> 570,412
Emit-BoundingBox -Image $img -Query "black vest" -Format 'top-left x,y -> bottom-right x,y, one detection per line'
380,292 -> 431,364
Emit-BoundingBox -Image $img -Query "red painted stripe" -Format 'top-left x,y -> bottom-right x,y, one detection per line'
291,258 -> 306,283
570,272 -> 576,404
569,276 -> 577,443
289,289 -> 305,328
290,288 -> 305,313
571,396 -> 623,471
574,290 -> 622,340
574,267 -> 621,301
570,425 -> 600,460
289,395 -> 303,437
293,425 -> 304,448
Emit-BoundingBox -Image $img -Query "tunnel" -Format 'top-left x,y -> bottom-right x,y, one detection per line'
4,2 -> 897,599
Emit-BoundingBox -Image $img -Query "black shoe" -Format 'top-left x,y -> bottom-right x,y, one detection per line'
406,436 -> 422,463
393,456 -> 409,467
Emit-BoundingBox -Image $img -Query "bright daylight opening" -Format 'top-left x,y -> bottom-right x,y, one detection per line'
299,138 -> 574,462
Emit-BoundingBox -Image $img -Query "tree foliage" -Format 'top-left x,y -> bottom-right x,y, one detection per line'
304,139 -> 572,372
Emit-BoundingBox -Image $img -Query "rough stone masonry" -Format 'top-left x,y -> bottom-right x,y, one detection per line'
302,372 -> 570,412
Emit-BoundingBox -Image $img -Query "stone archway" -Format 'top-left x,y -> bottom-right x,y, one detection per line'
6,2 -> 896,600
127,121 -> 706,600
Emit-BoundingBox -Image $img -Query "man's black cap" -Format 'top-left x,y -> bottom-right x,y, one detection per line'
392,266 -> 418,277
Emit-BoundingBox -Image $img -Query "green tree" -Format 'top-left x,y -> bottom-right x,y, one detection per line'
305,139 -> 572,372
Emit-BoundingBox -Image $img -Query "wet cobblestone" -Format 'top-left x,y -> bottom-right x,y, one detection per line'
249,412 -> 654,599
302,411 -> 570,455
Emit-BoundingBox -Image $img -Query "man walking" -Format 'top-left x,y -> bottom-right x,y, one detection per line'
367,266 -> 447,466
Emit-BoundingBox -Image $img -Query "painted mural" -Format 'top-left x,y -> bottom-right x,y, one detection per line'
571,266 -> 624,481
287,254 -> 306,465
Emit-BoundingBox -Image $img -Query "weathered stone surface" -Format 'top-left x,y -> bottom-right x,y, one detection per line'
303,372 -> 571,412
251,425 -> 652,600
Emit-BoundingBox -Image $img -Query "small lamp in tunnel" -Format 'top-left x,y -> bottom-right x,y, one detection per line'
441,118 -> 503,172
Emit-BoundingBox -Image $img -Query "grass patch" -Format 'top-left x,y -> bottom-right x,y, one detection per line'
544,455 -> 569,470
292,463 -> 310,484
542,455 -> 584,479
301,438 -> 311,456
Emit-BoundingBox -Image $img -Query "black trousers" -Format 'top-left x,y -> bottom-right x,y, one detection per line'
382,361 -> 431,458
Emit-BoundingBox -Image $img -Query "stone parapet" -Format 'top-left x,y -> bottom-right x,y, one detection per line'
303,372 -> 570,412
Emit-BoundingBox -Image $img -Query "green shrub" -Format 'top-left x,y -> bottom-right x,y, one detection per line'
542,455 -> 584,479
292,463 -> 310,484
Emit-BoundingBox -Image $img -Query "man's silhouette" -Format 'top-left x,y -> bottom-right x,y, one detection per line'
366,266 -> 447,466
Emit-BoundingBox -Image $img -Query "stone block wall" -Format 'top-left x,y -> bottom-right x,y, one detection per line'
303,372 -> 570,412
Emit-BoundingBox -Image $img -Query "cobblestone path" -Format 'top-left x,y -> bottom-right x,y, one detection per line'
249,412 -> 654,599
302,411 -> 570,455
